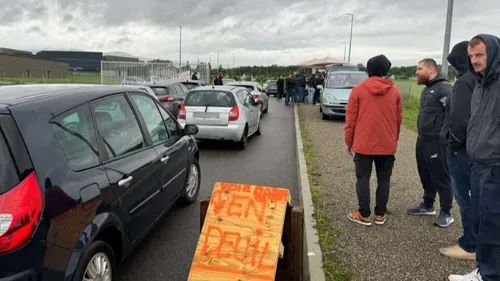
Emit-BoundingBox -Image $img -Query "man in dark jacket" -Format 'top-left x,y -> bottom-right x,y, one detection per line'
439,41 -> 477,260
314,73 -> 324,104
408,58 -> 454,228
307,74 -> 317,104
285,74 -> 296,106
191,72 -> 198,80
277,76 -> 285,101
448,34 -> 500,281
213,73 -> 223,85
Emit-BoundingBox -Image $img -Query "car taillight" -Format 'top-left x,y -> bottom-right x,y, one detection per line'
178,105 -> 186,119
0,172 -> 42,254
159,96 -> 174,102
228,106 -> 239,121
253,95 -> 260,100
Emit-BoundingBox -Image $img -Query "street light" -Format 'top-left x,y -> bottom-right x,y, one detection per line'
340,42 -> 347,62
346,13 -> 354,63
441,0 -> 454,75
178,26 -> 182,72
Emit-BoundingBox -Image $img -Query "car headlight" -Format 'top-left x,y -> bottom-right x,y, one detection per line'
323,94 -> 339,104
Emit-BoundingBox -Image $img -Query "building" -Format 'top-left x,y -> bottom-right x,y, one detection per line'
0,48 -> 69,79
103,55 -> 139,62
36,51 -> 103,72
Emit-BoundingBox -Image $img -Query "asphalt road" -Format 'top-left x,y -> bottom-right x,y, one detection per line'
116,98 -> 299,281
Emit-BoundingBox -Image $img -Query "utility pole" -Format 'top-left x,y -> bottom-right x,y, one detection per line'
232,53 -> 235,77
441,0 -> 454,75
346,13 -> 354,63
178,26 -> 182,73
342,42 -> 347,62
217,49 -> 220,71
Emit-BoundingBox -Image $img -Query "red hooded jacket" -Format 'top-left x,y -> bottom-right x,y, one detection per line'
344,77 -> 403,155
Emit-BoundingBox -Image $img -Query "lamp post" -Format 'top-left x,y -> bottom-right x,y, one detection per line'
178,26 -> 182,72
341,42 -> 347,62
346,13 -> 354,63
441,0 -> 454,75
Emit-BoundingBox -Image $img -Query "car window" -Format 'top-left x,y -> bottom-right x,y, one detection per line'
326,73 -> 368,89
167,86 -> 177,96
184,91 -> 237,107
150,87 -> 169,97
173,84 -> 184,96
51,103 -> 100,170
177,83 -> 189,94
157,105 -> 181,139
245,93 -> 256,106
130,94 -> 170,145
236,90 -> 247,104
182,83 -> 198,90
92,95 -> 146,160
0,129 -> 19,193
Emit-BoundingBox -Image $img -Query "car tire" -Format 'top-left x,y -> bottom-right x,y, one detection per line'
320,106 -> 323,113
73,241 -> 116,281
238,126 -> 248,150
256,118 -> 262,136
322,113 -> 328,120
180,158 -> 201,205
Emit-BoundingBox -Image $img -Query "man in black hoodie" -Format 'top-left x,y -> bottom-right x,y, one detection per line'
408,58 -> 454,228
448,34 -> 500,281
439,41 -> 477,260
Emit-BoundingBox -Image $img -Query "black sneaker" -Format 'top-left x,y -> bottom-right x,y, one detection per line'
407,203 -> 436,216
435,211 -> 454,228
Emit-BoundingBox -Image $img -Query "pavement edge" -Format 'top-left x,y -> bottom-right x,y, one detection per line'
294,105 -> 326,281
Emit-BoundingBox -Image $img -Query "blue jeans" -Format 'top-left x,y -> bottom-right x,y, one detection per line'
307,87 -> 315,104
285,89 -> 297,105
448,150 -> 477,253
470,161 -> 500,281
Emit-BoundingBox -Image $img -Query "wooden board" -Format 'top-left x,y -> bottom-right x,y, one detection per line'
187,182 -> 291,281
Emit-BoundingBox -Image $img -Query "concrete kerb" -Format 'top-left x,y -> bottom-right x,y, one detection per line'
294,105 -> 326,281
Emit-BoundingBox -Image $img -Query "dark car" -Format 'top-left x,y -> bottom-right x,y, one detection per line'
144,81 -> 190,117
0,84 -> 201,281
264,80 -> 277,97
181,80 -> 206,91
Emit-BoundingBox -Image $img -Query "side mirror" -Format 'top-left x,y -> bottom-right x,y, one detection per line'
183,124 -> 199,136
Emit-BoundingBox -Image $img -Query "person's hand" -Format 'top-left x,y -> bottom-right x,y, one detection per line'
346,145 -> 353,157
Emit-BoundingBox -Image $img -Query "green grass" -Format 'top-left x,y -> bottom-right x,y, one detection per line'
393,79 -> 423,132
298,109 -> 353,281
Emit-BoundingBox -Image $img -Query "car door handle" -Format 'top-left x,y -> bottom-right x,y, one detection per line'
118,176 -> 133,187
161,155 -> 170,163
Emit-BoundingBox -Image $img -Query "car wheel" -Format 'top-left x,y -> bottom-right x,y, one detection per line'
238,126 -> 248,150
73,241 -> 115,281
322,113 -> 328,120
181,158 -> 201,205
320,106 -> 323,113
256,118 -> 262,136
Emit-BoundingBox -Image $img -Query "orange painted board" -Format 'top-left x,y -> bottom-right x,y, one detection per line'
187,182 -> 290,281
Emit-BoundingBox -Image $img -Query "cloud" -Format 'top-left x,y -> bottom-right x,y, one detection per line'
0,0 -> 498,66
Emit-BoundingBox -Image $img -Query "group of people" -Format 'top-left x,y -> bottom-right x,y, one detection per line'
344,34 -> 500,281
275,72 -> 325,106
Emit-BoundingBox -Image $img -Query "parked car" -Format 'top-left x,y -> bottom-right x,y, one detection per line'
221,78 -> 236,85
122,85 -> 159,100
226,81 -> 269,114
177,86 -> 263,149
263,80 -> 278,97
142,81 -> 190,117
181,80 -> 206,91
0,84 -> 201,281
320,70 -> 368,119
121,76 -> 148,85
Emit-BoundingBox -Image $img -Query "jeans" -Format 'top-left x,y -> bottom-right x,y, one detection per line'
470,162 -> 500,281
285,89 -> 297,105
307,87 -> 315,104
353,153 -> 396,217
297,87 -> 306,103
448,149 -> 477,253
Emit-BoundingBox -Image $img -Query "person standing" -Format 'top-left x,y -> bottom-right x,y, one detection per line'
213,73 -> 223,85
448,34 -> 500,281
285,74 -> 296,106
439,41 -> 477,260
191,71 -> 198,80
407,58 -> 454,228
277,76 -> 285,101
345,55 -> 403,226
314,73 -> 324,105
307,74 -> 317,104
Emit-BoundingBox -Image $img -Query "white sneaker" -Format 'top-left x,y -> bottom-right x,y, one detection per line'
448,269 -> 482,281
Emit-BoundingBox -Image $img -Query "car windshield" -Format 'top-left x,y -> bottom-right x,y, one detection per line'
267,82 -> 277,86
326,73 -> 368,89
184,91 -> 236,107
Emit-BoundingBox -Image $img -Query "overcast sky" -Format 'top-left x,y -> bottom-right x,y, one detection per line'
0,0 -> 498,67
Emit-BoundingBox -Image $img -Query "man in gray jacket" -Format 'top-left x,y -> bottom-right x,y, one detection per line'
448,34 -> 500,281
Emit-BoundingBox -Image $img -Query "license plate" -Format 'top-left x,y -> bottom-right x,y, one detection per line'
194,112 -> 220,118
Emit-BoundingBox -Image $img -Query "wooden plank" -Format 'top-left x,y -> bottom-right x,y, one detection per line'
200,198 -> 210,232
188,182 -> 290,281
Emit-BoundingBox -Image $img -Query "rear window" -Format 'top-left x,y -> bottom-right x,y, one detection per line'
182,83 -> 199,90
231,84 -> 255,91
150,87 -> 168,97
184,91 -> 236,107
326,73 -> 368,89
0,115 -> 33,194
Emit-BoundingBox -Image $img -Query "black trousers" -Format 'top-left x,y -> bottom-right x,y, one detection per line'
277,88 -> 284,100
354,153 -> 396,217
416,136 -> 453,212
313,89 -> 320,104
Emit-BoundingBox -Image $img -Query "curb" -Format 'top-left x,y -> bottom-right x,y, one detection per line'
294,105 -> 326,281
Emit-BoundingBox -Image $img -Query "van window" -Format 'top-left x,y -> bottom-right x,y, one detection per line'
51,103 -> 100,170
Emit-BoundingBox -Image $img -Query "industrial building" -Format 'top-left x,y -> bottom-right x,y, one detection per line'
103,54 -> 139,62
0,48 -> 69,79
36,50 -> 103,72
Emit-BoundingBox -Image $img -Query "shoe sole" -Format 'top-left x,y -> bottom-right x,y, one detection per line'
435,217 -> 455,228
408,211 -> 437,216
375,220 -> 385,225
347,215 -> 372,226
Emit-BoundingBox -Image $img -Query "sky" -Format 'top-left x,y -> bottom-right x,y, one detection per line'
0,0 -> 499,67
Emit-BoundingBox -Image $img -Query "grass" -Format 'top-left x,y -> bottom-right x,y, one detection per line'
393,79 -> 424,132
298,108 -> 353,281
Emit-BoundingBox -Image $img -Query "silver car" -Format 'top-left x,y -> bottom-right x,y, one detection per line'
226,81 -> 269,113
177,85 -> 263,149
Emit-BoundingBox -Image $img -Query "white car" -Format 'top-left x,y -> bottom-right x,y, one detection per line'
177,85 -> 263,149
226,81 -> 269,114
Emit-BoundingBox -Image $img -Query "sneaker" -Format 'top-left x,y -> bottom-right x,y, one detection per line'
407,202 -> 436,216
439,245 -> 476,260
347,211 -> 372,226
448,268 -> 482,281
435,211 -> 455,228
374,215 -> 386,225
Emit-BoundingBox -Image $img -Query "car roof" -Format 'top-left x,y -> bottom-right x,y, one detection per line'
141,80 -> 181,87
327,70 -> 367,75
226,81 -> 258,86
0,84 -> 145,106
189,85 -> 240,92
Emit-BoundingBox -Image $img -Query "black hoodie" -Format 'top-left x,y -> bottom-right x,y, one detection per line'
466,34 -> 500,165
417,73 -> 453,138
440,41 -> 476,153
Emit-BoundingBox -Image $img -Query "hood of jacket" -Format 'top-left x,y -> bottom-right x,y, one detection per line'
361,77 -> 394,96
467,34 -> 500,85
447,41 -> 470,75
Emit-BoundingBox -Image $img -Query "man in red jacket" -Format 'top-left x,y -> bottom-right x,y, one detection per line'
345,54 -> 403,226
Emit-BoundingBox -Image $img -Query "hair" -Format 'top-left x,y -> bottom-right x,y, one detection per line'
419,58 -> 438,70
469,36 -> 485,47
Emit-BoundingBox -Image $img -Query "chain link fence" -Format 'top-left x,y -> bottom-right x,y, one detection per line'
100,61 -> 211,85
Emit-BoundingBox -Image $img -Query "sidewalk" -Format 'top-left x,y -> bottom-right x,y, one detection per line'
298,105 -> 475,281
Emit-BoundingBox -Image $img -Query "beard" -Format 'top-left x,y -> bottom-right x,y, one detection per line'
416,75 -> 428,85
